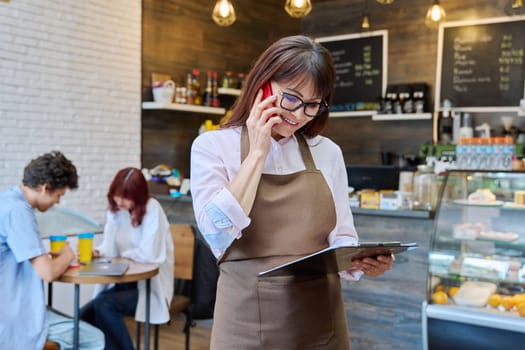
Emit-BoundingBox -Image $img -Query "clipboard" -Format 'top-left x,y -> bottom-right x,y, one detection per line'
258,242 -> 418,277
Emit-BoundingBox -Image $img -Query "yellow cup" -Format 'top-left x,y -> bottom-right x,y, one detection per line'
77,232 -> 94,263
49,235 -> 68,258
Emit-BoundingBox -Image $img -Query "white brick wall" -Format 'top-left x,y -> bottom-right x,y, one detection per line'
0,0 -> 142,223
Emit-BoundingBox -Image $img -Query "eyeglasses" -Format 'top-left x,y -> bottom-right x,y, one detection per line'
278,90 -> 329,118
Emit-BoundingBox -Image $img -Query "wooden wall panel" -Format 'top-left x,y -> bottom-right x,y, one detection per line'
142,0 -> 300,172
303,0 -> 512,165
142,0 -> 513,172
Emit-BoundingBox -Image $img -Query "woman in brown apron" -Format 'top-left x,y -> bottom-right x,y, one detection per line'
190,35 -> 394,349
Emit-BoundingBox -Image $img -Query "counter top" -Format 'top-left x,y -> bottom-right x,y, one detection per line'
154,194 -> 434,220
351,207 -> 434,219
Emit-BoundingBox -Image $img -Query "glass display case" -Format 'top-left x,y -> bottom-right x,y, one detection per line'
422,170 -> 525,350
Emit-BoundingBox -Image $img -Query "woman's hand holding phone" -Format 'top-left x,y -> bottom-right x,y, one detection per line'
245,81 -> 282,158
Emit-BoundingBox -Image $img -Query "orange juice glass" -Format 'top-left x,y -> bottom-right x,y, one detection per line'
77,232 -> 94,263
49,235 -> 68,258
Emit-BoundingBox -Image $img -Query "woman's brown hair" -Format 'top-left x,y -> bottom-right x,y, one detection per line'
222,35 -> 336,137
107,167 -> 149,226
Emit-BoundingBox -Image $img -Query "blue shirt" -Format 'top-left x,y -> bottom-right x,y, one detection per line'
0,186 -> 47,349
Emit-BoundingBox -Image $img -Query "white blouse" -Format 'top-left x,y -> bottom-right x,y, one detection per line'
95,198 -> 174,323
190,127 -> 362,280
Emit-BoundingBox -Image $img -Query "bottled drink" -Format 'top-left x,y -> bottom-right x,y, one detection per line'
392,93 -> 402,114
211,71 -> 220,107
455,137 -> 468,169
236,72 -> 245,89
492,137 -> 505,170
469,137 -> 481,170
413,164 -> 437,211
412,91 -> 425,113
204,71 -> 213,107
463,138 -> 474,169
477,137 -> 490,170
383,93 -> 393,114
399,92 -> 413,113
186,72 -> 195,105
222,71 -> 233,88
192,69 -> 202,106
502,136 -> 515,170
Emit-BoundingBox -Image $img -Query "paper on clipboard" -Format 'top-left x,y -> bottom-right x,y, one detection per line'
258,242 -> 418,277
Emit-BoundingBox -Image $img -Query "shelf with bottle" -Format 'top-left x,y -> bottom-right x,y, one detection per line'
373,82 -> 432,121
218,87 -> 241,96
372,113 -> 432,121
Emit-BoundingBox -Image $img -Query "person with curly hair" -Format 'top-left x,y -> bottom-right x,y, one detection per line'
0,151 -> 104,350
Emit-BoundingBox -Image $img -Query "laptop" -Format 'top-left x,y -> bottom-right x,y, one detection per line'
78,261 -> 129,276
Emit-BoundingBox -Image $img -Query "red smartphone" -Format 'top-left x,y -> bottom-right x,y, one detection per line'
261,81 -> 277,119
262,81 -> 273,100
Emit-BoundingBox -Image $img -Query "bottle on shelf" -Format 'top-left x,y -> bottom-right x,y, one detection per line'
192,69 -> 203,106
413,91 -> 425,113
204,71 -> 213,107
392,93 -> 402,114
492,136 -> 505,170
412,164 -> 437,211
455,137 -> 468,169
502,135 -> 515,170
401,92 -> 413,113
212,71 -> 220,107
382,93 -> 393,114
438,108 -> 453,145
186,72 -> 195,105
463,138 -> 475,169
236,72 -> 246,89
222,71 -> 234,89
469,137 -> 482,170
477,137 -> 490,170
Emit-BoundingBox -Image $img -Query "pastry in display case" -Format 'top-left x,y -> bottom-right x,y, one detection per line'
422,170 -> 525,350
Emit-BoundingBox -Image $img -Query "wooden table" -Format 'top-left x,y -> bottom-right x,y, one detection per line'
58,257 -> 159,350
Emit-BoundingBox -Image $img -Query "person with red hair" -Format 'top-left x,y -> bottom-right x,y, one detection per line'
80,167 -> 174,350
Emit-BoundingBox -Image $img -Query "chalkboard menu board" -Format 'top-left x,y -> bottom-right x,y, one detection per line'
316,31 -> 387,115
436,17 -> 525,110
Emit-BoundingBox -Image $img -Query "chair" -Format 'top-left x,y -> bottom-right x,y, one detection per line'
136,224 -> 195,350
43,341 -> 60,350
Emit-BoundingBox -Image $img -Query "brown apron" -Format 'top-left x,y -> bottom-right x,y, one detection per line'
211,127 -> 350,349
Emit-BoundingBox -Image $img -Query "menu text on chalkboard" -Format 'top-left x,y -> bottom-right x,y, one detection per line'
436,17 -> 525,110
316,31 -> 387,114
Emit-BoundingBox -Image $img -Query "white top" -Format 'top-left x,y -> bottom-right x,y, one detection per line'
191,126 -> 362,280
95,198 -> 174,324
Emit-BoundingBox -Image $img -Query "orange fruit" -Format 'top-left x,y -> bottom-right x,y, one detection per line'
488,294 -> 502,308
512,294 -> 525,306
432,291 -> 448,305
517,302 -> 525,317
448,286 -> 459,298
501,296 -> 515,311
434,284 -> 446,293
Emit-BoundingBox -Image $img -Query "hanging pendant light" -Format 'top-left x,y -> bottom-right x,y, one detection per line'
361,0 -> 370,29
425,0 -> 446,29
376,0 -> 394,4
212,0 -> 236,27
361,14 -> 370,29
505,0 -> 525,15
284,0 -> 313,18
